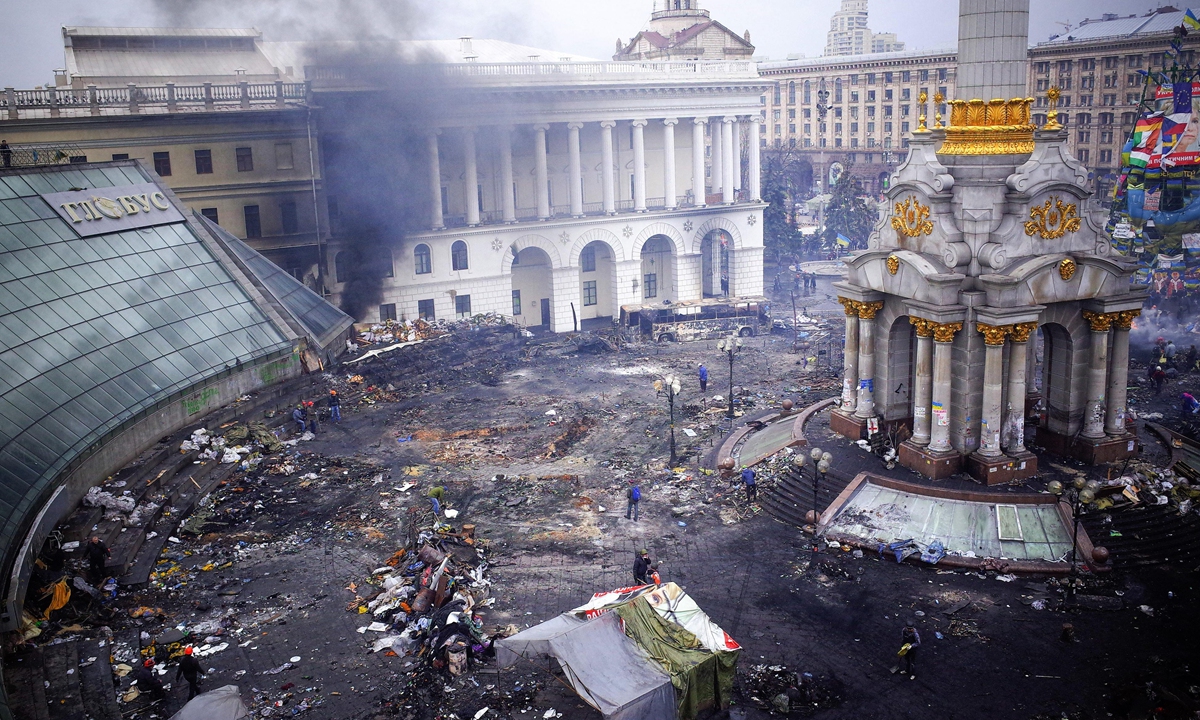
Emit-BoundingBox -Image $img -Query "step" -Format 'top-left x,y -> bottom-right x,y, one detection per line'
77,646 -> 120,720
40,641 -> 84,720
5,648 -> 50,720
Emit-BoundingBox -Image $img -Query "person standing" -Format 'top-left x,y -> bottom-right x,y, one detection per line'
85,536 -> 110,584
741,466 -> 757,502
305,401 -> 318,433
698,364 -> 708,393
633,549 -> 651,585
898,619 -> 921,679
176,646 -> 204,700
626,482 -> 641,522
0,140 -> 11,168
328,390 -> 341,423
1150,365 -> 1167,395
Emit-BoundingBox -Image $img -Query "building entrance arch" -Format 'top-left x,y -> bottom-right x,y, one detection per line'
700,229 -> 731,297
511,245 -> 553,327
1038,323 -> 1076,435
578,240 -> 617,321
639,235 -> 676,303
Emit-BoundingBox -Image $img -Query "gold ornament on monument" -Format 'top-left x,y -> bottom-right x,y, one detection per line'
917,91 -> 929,133
933,92 -> 945,129
931,321 -> 963,343
1058,257 -> 1077,281
1024,196 -> 1081,239
1044,87 -> 1062,130
1009,322 -> 1038,343
857,301 -> 884,320
976,323 -> 1012,346
939,95 -> 1035,155
886,255 -> 900,275
891,196 -> 934,239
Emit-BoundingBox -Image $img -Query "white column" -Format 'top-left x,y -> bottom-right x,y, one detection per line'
662,118 -> 677,210
499,126 -> 515,223
567,121 -> 584,217
748,117 -> 762,202
1004,322 -> 1035,453
463,128 -> 480,227
710,117 -> 723,197
929,322 -> 962,453
911,320 -> 933,446
535,124 -> 550,220
853,301 -> 882,419
732,117 -> 743,195
839,299 -> 859,412
600,120 -> 616,215
632,119 -> 647,212
1081,311 -> 1111,439
427,130 -> 443,230
692,118 -> 707,207
1106,311 -> 1137,435
721,117 -> 735,205
978,323 -> 1007,457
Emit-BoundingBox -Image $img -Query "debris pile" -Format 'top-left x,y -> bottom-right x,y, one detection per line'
738,663 -> 843,715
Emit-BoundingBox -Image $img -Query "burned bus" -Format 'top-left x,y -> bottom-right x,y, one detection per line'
620,296 -> 771,343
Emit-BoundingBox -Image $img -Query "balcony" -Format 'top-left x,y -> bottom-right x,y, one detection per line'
1,81 -> 309,120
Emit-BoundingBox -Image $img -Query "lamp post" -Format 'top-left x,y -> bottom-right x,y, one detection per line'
795,447 -> 832,566
655,374 -> 682,467
814,78 -> 832,241
716,335 -> 743,418
1047,477 -> 1097,606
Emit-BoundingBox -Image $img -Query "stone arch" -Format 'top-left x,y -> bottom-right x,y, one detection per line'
876,302 -> 915,425
632,222 -> 686,257
501,234 -> 562,274
1035,303 -> 1090,437
690,216 -> 742,254
1004,254 -> 1132,306
567,227 -> 626,267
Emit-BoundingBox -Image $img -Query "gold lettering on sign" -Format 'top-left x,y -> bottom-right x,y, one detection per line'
118,196 -> 141,215
60,203 -> 82,223
891,196 -> 933,239
1024,196 -> 1081,239
150,192 -> 169,210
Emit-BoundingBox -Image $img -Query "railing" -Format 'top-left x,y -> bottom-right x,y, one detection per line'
308,59 -> 757,85
1,81 -> 309,119
425,195 -> 753,233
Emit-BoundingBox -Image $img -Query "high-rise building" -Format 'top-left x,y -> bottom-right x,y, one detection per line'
824,0 -> 905,57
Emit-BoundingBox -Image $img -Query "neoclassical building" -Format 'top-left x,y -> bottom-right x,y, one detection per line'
316,60 -> 769,329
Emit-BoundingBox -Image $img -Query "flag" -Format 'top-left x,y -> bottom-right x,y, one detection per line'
1129,113 -> 1163,168
1185,8 -> 1200,30
836,234 -> 850,247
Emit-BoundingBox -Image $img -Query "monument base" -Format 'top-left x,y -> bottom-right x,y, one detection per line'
966,450 -> 1039,485
830,409 -> 869,440
1035,427 -> 1139,464
898,440 -> 962,480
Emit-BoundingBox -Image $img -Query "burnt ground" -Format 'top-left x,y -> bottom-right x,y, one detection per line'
17,269 -> 1200,720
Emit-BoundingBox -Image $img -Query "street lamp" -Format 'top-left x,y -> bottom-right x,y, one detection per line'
654,374 -> 682,467
814,78 -> 832,239
716,335 -> 743,418
1047,477 -> 1097,605
795,447 -> 832,565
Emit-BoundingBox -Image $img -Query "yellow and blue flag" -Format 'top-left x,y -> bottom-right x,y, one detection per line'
1184,8 -> 1200,30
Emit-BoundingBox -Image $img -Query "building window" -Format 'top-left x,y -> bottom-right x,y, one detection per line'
1078,131 -> 1090,143
834,78 -> 842,102
153,151 -> 172,176
773,82 -> 781,104
111,153 -> 129,160
1100,130 -> 1113,143
901,70 -> 911,82
194,149 -> 213,174
788,81 -> 796,104
243,205 -> 261,238
275,143 -> 294,170
414,243 -> 432,274
867,121 -> 875,133
867,73 -> 875,83
1127,54 -> 1142,68
901,121 -> 910,133
867,90 -> 876,102
803,80 -> 811,104
901,88 -> 910,101
938,68 -> 947,81
1099,149 -> 1112,164
1081,59 -> 1095,71
379,251 -> 393,278
1078,148 -> 1089,163
582,280 -> 598,306
643,273 -> 657,299
280,201 -> 298,234
511,290 -> 521,316
851,122 -> 859,133
919,69 -> 929,81
884,121 -> 893,133
451,240 -> 469,271
235,146 -> 254,172
335,252 -> 348,283
455,294 -> 472,318
419,298 -> 435,320
200,207 -> 219,223
380,304 -> 397,322
884,71 -> 893,83
68,155 -> 87,164
850,91 -> 859,103
885,89 -> 893,101
1036,62 -> 1050,74
581,245 -> 596,272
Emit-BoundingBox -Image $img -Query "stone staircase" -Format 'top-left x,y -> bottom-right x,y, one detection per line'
1079,500 -> 1200,570
4,640 -> 119,720
758,465 -> 854,528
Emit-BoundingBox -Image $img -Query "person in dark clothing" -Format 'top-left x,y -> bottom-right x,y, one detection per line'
0,141 -> 10,168
133,659 -> 166,702
305,401 -> 318,432
85,536 -> 110,583
698,364 -> 708,393
176,646 -> 204,700
292,405 -> 306,434
633,549 -> 651,585
899,619 -> 921,678
741,467 -> 757,502
1150,365 -> 1167,395
328,390 -> 341,423
626,482 -> 641,521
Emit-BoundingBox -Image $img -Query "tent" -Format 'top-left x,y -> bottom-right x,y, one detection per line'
168,685 -> 250,720
497,583 -> 739,720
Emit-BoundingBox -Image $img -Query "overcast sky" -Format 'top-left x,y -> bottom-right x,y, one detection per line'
1,0 -> 1172,88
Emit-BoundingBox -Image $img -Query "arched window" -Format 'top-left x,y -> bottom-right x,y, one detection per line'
803,80 -> 811,104
334,252 -> 348,283
773,83 -> 781,105
451,240 -> 469,271
834,77 -> 843,102
788,81 -> 796,104
414,243 -> 432,274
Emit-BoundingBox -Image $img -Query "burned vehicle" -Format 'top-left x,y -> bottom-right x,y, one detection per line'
620,296 -> 771,343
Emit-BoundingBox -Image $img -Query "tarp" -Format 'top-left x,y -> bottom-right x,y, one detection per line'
169,685 -> 250,720
496,612 -> 676,720
571,583 -> 740,655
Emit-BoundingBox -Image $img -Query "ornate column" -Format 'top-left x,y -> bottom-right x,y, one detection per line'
567,121 -> 584,217
1081,311 -> 1113,439
910,318 -> 934,446
600,120 -> 616,215
748,117 -> 762,202
463,127 -> 480,227
929,322 -> 962,453
692,118 -> 707,206
1004,322 -> 1037,453
427,130 -> 443,230
732,117 -> 743,195
662,118 -> 678,209
632,119 -> 647,212
721,117 -> 736,205
534,124 -> 550,220
853,301 -> 884,419
977,323 -> 1011,457
1106,310 -> 1139,435
838,298 -> 859,412
499,126 -> 516,223
710,116 -> 723,197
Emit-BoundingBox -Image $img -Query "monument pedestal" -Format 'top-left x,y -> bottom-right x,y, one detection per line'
898,440 -> 962,480
830,409 -> 869,440
1035,427 -> 1139,464
966,450 -> 1038,485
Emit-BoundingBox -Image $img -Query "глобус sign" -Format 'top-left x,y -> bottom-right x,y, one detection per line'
42,183 -> 186,238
